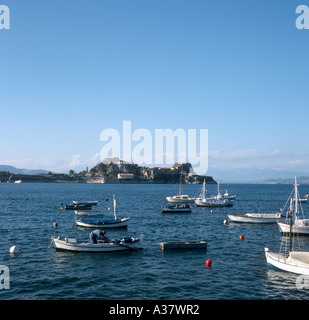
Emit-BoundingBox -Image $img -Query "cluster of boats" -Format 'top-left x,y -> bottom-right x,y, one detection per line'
52,175 -> 309,275
226,177 -> 309,275
52,196 -> 143,253
162,180 -> 235,213
263,178 -> 309,274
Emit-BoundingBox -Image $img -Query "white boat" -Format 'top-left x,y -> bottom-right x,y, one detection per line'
223,189 -> 236,200
74,210 -> 104,217
73,201 -> 98,205
228,212 -> 281,224
166,170 -> 194,203
14,180 -> 22,183
265,177 -> 309,274
195,179 -> 234,207
52,235 -> 144,253
76,217 -> 129,228
166,195 -> 195,203
277,178 -> 309,235
76,195 -> 129,228
161,203 -> 192,213
207,182 -> 236,201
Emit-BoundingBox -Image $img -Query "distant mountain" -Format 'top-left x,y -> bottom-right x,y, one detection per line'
0,165 -> 49,175
207,168 -> 309,184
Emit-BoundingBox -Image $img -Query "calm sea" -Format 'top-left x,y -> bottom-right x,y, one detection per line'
1,182 -> 309,301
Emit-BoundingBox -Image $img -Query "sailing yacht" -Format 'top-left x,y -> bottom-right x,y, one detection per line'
166,170 -> 195,203
265,177 -> 309,274
277,179 -> 309,235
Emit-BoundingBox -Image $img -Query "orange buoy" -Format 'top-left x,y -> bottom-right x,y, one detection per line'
205,259 -> 212,267
239,235 -> 244,240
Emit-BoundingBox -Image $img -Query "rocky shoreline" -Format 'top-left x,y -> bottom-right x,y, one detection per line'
0,160 -> 217,184
0,173 -> 216,184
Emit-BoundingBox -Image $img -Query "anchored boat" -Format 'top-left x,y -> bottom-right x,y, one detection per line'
265,177 -> 309,274
52,235 -> 144,253
228,212 -> 281,224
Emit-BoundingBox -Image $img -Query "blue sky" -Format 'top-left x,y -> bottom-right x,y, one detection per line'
0,0 -> 308,176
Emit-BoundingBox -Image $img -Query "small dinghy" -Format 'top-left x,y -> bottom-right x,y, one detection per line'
161,203 -> 192,213
65,204 -> 93,210
160,241 -> 207,250
52,235 -> 144,253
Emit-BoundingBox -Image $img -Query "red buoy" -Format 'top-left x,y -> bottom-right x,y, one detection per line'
239,235 -> 244,240
205,259 -> 212,267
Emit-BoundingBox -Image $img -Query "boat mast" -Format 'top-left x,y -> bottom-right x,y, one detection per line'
179,170 -> 182,196
202,179 -> 206,199
290,177 -> 298,252
113,194 -> 117,220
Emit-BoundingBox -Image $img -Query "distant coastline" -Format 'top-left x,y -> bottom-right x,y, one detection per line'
0,159 -> 216,184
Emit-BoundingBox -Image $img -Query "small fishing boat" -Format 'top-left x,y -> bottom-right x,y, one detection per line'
160,241 -> 207,250
161,203 -> 192,213
52,235 -> 144,253
76,217 -> 129,228
265,177 -> 309,274
277,178 -> 309,235
74,210 -> 104,217
223,190 -> 236,200
64,204 -> 93,210
228,212 -> 282,224
195,179 -> 234,207
76,195 -> 129,227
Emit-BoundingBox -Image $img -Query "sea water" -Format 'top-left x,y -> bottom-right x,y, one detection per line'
0,182 -> 309,300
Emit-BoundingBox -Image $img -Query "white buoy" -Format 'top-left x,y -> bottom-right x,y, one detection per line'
9,245 -> 20,253
223,219 -> 227,224
53,222 -> 58,227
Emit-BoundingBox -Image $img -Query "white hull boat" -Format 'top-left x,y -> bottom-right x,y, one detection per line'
166,195 -> 195,203
166,170 -> 194,203
195,198 -> 233,207
265,177 -> 309,274
74,210 -> 104,216
228,213 -> 281,223
73,201 -> 98,205
277,178 -> 309,235
278,219 -> 309,235
265,249 -> 309,275
76,217 -> 129,228
195,179 -> 233,207
52,235 -> 143,253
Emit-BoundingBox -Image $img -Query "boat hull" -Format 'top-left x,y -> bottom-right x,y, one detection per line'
52,236 -> 143,253
166,196 -> 195,203
75,217 -> 129,228
228,213 -> 281,224
65,205 -> 92,210
265,248 -> 309,275
160,241 -> 207,250
74,210 -> 104,217
161,204 -> 192,213
278,221 -> 309,235
195,199 -> 233,207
